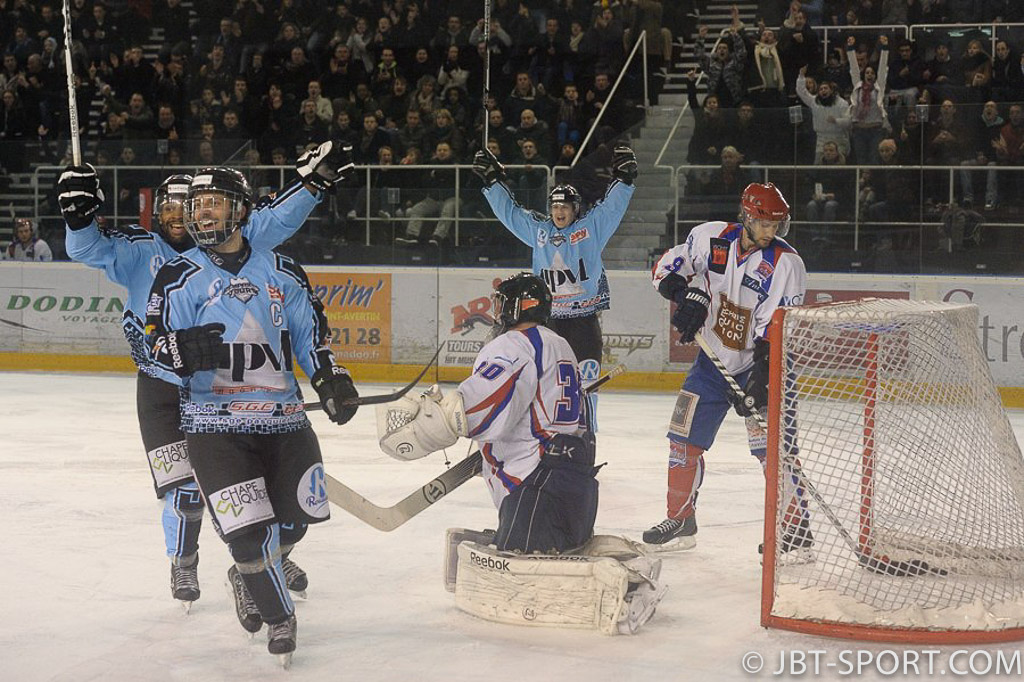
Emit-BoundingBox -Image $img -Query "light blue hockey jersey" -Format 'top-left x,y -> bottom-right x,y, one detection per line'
145,244 -> 335,434
482,180 -> 635,318
65,182 -> 321,384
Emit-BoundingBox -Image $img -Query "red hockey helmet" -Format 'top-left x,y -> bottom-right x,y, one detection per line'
741,182 -> 791,237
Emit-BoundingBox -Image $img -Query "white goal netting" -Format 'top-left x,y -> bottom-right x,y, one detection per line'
765,299 -> 1024,640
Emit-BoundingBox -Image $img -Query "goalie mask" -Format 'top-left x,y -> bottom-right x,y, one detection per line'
154,173 -> 193,246
491,272 -> 552,332
184,167 -> 254,247
740,181 -> 790,239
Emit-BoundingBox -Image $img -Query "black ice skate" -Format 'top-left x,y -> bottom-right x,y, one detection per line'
281,553 -> 308,598
642,515 -> 697,551
759,516 -> 815,565
170,554 -> 200,612
226,565 -> 263,634
267,615 -> 298,668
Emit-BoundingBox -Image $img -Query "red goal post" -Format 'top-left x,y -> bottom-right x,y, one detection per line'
761,298 -> 1024,643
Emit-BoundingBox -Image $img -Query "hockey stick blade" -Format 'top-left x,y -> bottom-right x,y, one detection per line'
305,342 -> 444,410
326,363 -> 626,530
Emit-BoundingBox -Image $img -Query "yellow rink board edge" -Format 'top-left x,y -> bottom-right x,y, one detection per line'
2,352 -> 1022,408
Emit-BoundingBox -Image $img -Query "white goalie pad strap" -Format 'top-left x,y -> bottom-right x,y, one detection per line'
376,387 -> 468,461
455,541 -> 630,634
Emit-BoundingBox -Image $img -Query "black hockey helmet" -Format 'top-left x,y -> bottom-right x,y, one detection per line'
548,183 -> 581,217
492,272 -> 552,331
184,167 -> 254,247
154,173 -> 192,242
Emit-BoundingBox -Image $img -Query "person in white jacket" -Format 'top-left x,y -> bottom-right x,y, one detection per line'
795,65 -> 851,162
847,34 -> 890,165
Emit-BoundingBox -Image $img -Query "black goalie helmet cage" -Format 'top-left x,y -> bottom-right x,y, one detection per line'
154,173 -> 192,230
184,167 -> 254,247
548,183 -> 582,219
492,272 -> 552,330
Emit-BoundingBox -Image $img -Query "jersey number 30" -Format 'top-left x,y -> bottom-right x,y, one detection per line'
554,361 -> 582,424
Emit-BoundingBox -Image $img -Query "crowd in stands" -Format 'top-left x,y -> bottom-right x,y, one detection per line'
4,0 -> 1024,262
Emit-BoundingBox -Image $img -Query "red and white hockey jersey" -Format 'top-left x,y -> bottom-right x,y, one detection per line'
652,221 -> 808,375
457,325 -> 587,507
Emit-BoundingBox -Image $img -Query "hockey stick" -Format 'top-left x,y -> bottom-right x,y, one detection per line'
61,0 -> 81,164
304,341 -> 444,410
692,332 -> 945,577
325,363 -> 626,531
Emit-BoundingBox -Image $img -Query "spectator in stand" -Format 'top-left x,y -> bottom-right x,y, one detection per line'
214,17 -> 243,74
351,82 -> 382,122
779,10 -> 820,99
397,107 -> 428,158
694,23 -> 746,109
805,141 -> 850,233
152,55 -> 189,120
583,71 -> 617,129
354,112 -> 390,165
321,44 -> 365,102
861,138 -> 918,232
0,90 -> 30,171
411,74 -> 440,118
923,40 -> 963,104
276,46 -> 317,105
697,146 -> 753,198
990,40 -> 1024,103
993,103 -> 1024,201
437,45 -> 469,100
960,100 -> 1003,210
293,99 -> 330,155
79,2 -> 121,66
504,71 -> 541,126
510,138 -> 549,211
196,44 -> 235,103
397,140 -> 459,246
848,34 -> 890,165
379,76 -> 411,129
685,69 -> 729,167
426,108 -> 467,160
406,47 -> 437,89
442,87 -> 470,131
530,17 -> 569,92
584,6 -> 626,74
515,108 -> 551,161
926,99 -> 968,167
3,218 -> 52,262
346,17 -> 374,72
897,106 -> 925,164
271,21 -> 303,70
961,39 -> 992,105
796,65 -> 851,162
371,47 -> 401,99
111,46 -> 155,106
728,101 -> 768,165
554,82 -> 584,151
393,5 -> 432,62
431,15 -> 470,62
330,109 -> 360,150
485,108 -> 519,157
153,104 -> 184,142
305,79 -> 333,125
369,15 -> 396,65
123,92 -> 155,141
887,39 -> 925,123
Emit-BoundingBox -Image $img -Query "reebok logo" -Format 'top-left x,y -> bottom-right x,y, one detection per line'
470,551 -> 509,572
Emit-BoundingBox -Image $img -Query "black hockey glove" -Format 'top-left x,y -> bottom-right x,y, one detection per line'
162,323 -> 227,377
671,287 -> 711,343
311,365 -> 359,425
57,164 -> 105,230
733,338 -> 770,418
611,145 -> 638,185
472,148 -> 506,186
296,140 -> 355,192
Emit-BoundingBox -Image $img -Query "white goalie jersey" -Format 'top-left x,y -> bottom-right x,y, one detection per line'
458,325 -> 588,508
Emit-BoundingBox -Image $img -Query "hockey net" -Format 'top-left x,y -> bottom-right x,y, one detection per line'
762,298 -> 1024,643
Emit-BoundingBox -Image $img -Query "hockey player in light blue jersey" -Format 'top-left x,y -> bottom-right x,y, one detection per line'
145,165 -> 359,666
472,145 -> 638,423
57,140 -> 353,612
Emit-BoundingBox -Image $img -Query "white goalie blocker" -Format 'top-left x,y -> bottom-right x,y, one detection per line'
445,530 -> 668,636
376,386 -> 468,460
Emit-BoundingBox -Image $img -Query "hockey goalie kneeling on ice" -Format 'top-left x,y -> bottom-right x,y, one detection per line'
377,273 -> 667,634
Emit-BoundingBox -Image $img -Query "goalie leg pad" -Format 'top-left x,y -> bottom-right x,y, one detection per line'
494,455 -> 599,554
454,541 -> 629,634
444,527 -> 496,593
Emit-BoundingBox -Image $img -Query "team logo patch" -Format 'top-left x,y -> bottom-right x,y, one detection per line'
536,229 -> 548,247
713,293 -> 752,351
755,259 -> 774,280
266,284 -> 284,302
579,358 -> 600,383
147,439 -> 192,487
297,463 -> 330,519
145,293 -> 163,315
569,227 -> 589,245
709,238 -> 730,274
211,476 -> 274,535
224,277 -> 259,302
549,232 -> 566,247
741,274 -> 769,302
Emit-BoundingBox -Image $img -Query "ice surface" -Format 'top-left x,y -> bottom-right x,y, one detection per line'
2,372 -> 1022,682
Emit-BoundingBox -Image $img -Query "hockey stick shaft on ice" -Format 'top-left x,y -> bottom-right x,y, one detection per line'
692,332 -> 943,577
304,341 -> 444,410
325,363 -> 626,531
